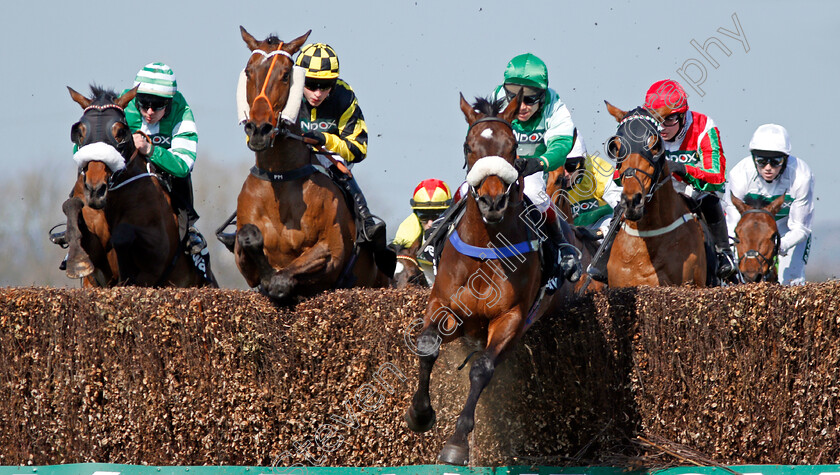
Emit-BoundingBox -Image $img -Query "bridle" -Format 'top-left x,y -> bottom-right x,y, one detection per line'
463,116 -> 521,204
610,110 -> 669,203
736,208 -> 781,282
247,47 -> 294,148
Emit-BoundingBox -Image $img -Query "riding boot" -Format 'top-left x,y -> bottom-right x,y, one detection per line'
709,216 -> 736,279
336,174 -> 387,246
545,216 -> 582,283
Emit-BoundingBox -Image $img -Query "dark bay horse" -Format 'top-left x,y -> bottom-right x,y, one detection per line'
63,85 -> 214,287
730,194 -> 785,283
234,27 -> 387,301
603,102 -> 706,286
405,93 -> 551,465
393,242 -> 428,288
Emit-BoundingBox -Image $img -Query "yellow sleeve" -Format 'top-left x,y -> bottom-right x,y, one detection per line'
391,214 -> 423,249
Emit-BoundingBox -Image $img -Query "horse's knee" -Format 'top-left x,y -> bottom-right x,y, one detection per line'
469,353 -> 495,386
237,223 -> 263,250
417,328 -> 441,360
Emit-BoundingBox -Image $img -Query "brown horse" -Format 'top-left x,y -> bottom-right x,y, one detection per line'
62,85 -> 214,287
233,27 -> 387,301
730,195 -> 785,283
405,93 -> 553,465
393,241 -> 428,288
603,102 -> 706,286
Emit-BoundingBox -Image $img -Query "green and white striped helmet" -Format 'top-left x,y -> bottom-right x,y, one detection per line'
134,62 -> 178,98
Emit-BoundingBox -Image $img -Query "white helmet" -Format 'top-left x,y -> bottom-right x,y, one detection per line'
749,124 -> 791,155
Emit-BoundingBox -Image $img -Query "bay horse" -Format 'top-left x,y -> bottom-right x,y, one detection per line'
730,194 -> 785,283
405,93 -> 550,465
63,85 -> 215,287
234,27 -> 387,301
393,242 -> 428,288
603,102 -> 706,286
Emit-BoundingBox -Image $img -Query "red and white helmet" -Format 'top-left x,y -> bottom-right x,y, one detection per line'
645,79 -> 689,114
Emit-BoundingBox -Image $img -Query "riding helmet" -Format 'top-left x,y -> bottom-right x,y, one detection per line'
410,179 -> 452,210
296,43 -> 340,80
133,62 -> 178,98
504,53 -> 548,91
645,79 -> 688,114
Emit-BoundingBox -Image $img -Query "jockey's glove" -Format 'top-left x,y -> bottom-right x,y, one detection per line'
669,161 -> 688,178
514,157 -> 545,177
303,130 -> 327,146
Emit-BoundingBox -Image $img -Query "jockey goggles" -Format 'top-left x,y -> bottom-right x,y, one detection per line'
503,84 -> 544,105
752,152 -> 787,168
415,210 -> 442,222
304,78 -> 337,91
135,94 -> 170,112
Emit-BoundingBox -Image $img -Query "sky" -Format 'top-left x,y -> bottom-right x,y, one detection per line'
2,0 -> 839,278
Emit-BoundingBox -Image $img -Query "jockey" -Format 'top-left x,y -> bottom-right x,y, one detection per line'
294,43 -> 386,247
646,79 -> 735,279
392,179 -> 453,251
491,53 -> 582,282
125,62 -> 206,257
724,124 -> 814,285
556,135 -> 621,238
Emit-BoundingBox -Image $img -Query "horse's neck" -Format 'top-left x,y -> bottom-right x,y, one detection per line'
255,136 -> 311,172
633,179 -> 692,229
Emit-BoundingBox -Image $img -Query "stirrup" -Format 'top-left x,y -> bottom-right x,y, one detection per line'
49,223 -> 68,249
716,251 -> 736,279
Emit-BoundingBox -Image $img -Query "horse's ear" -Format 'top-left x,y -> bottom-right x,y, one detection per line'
766,194 -> 786,217
285,30 -> 312,54
605,100 -> 626,122
500,89 -> 522,124
115,85 -> 139,109
730,195 -> 750,214
459,93 -> 478,124
67,86 -> 91,109
240,26 -> 260,51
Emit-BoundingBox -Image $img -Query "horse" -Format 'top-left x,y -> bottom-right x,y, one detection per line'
393,241 -> 428,288
62,85 -> 215,287
729,194 -> 785,283
545,167 -> 605,295
603,102 -> 706,287
405,93 -> 553,466
233,27 -> 388,302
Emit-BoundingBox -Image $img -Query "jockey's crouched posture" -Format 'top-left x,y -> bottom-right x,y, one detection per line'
588,79 -> 736,283
724,124 -> 815,284
234,42 -> 395,276
420,53 -> 582,285
52,62 -> 213,281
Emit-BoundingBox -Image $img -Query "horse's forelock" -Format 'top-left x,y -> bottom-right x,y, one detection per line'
265,35 -> 283,46
88,84 -> 120,106
744,195 -> 772,209
472,97 -> 505,117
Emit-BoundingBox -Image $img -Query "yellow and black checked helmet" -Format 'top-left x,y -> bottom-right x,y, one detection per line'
295,43 -> 340,80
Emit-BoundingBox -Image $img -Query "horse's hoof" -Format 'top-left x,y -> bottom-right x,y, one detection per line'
261,272 -> 295,302
438,441 -> 469,466
404,406 -> 436,433
66,258 -> 94,279
237,224 -> 263,250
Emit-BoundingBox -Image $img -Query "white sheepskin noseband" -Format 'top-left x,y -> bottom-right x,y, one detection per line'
73,142 -> 126,172
466,156 -> 518,187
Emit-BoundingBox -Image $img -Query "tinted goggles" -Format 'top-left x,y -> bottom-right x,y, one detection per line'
503,85 -> 544,105
304,79 -> 336,91
135,95 -> 170,112
752,154 -> 786,168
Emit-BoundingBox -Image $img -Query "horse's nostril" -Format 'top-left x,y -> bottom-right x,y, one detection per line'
258,124 -> 274,136
244,122 -> 255,135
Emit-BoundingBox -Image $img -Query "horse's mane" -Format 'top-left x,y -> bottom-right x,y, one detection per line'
88,84 -> 120,105
472,96 -> 505,117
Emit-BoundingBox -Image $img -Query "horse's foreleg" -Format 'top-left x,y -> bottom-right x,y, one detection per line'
62,197 -> 95,279
405,326 -> 441,434
439,315 -> 518,466
236,223 -> 277,287
110,223 -> 142,286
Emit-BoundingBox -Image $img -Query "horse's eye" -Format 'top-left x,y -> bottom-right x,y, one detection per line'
463,143 -> 472,155
71,122 -> 85,146
282,71 -> 290,82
